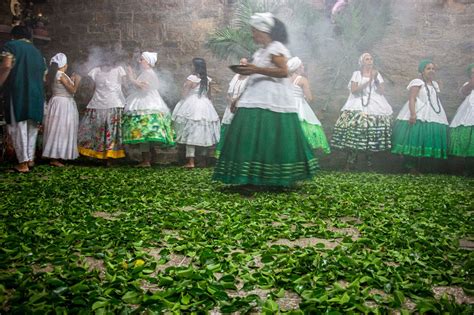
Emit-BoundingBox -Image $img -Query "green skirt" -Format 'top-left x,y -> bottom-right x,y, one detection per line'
301,121 -> 331,153
449,125 -> 474,157
331,110 -> 392,152
214,123 -> 230,159
213,108 -> 318,186
391,119 -> 448,159
122,112 -> 175,146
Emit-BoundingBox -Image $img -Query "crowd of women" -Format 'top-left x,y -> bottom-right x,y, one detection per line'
1,16 -> 473,186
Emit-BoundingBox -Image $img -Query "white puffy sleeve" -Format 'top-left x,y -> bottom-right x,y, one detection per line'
407,78 -> 424,90
348,71 -> 361,90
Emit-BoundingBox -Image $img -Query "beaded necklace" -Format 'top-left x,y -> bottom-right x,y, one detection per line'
423,80 -> 441,114
361,78 -> 372,107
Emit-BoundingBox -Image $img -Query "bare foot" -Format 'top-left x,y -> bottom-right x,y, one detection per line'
50,160 -> 65,167
27,160 -> 35,168
136,161 -> 151,168
183,163 -> 195,169
13,162 -> 29,173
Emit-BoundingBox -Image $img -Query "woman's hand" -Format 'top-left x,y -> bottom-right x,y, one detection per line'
409,115 -> 417,125
126,66 -> 136,79
71,73 -> 82,85
230,98 -> 239,113
371,69 -> 379,81
135,80 -> 149,90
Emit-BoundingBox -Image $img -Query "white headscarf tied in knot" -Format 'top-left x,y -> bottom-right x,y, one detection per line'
287,57 -> 302,74
358,52 -> 372,67
250,12 -> 275,34
142,52 -> 158,67
50,53 -> 67,68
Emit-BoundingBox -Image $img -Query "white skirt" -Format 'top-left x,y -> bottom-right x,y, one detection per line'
295,98 -> 321,125
42,96 -> 79,160
450,92 -> 474,127
172,94 -> 220,146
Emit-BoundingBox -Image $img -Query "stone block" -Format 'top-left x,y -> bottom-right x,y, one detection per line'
88,24 -> 106,34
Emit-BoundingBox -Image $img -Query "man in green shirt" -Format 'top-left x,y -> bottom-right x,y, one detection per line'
0,26 -> 46,173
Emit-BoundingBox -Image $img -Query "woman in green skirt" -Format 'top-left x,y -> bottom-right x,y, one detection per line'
213,12 -> 318,187
392,60 -> 449,173
448,63 -> 474,173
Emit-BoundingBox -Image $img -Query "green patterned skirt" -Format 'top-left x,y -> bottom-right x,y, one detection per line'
301,121 -> 331,153
392,119 -> 448,159
122,112 -> 175,146
213,108 -> 318,186
449,125 -> 474,157
331,110 -> 392,152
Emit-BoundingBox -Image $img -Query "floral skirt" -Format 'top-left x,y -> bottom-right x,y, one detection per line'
78,108 -> 125,159
331,110 -> 392,152
448,125 -> 474,157
392,119 -> 448,159
122,112 -> 175,147
213,108 -> 318,187
301,121 -> 331,154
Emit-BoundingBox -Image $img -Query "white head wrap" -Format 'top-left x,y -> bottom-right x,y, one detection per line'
358,52 -> 372,67
142,52 -> 158,67
50,53 -> 67,68
250,12 -> 275,34
287,57 -> 302,74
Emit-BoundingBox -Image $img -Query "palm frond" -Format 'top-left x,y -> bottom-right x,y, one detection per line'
205,27 -> 256,62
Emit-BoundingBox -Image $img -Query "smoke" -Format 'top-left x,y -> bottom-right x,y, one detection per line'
155,68 -> 180,109
68,45 -> 180,109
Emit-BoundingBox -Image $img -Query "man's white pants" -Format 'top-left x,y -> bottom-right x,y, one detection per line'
7,106 -> 38,163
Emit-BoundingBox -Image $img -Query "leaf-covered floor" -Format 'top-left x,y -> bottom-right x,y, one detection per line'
1,166 -> 473,314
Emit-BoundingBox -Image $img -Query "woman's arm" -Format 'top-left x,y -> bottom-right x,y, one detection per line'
207,81 -> 212,99
0,53 -> 13,86
126,66 -> 149,90
375,82 -> 385,95
299,76 -> 314,102
408,85 -> 421,125
182,80 -> 195,98
60,73 -> 81,94
461,80 -> 474,97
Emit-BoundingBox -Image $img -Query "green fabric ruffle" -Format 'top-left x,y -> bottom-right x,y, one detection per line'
449,125 -> 474,157
300,121 -> 331,153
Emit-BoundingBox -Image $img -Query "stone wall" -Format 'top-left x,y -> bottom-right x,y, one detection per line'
0,0 -> 473,173
35,0 -> 233,109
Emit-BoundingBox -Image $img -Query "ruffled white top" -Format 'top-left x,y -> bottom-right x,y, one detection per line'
450,82 -> 474,128
222,74 -> 249,125
125,69 -> 170,115
172,75 -> 219,122
292,76 -> 321,125
396,79 -> 448,125
87,66 -> 126,109
340,71 -> 393,116
237,41 -> 296,113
